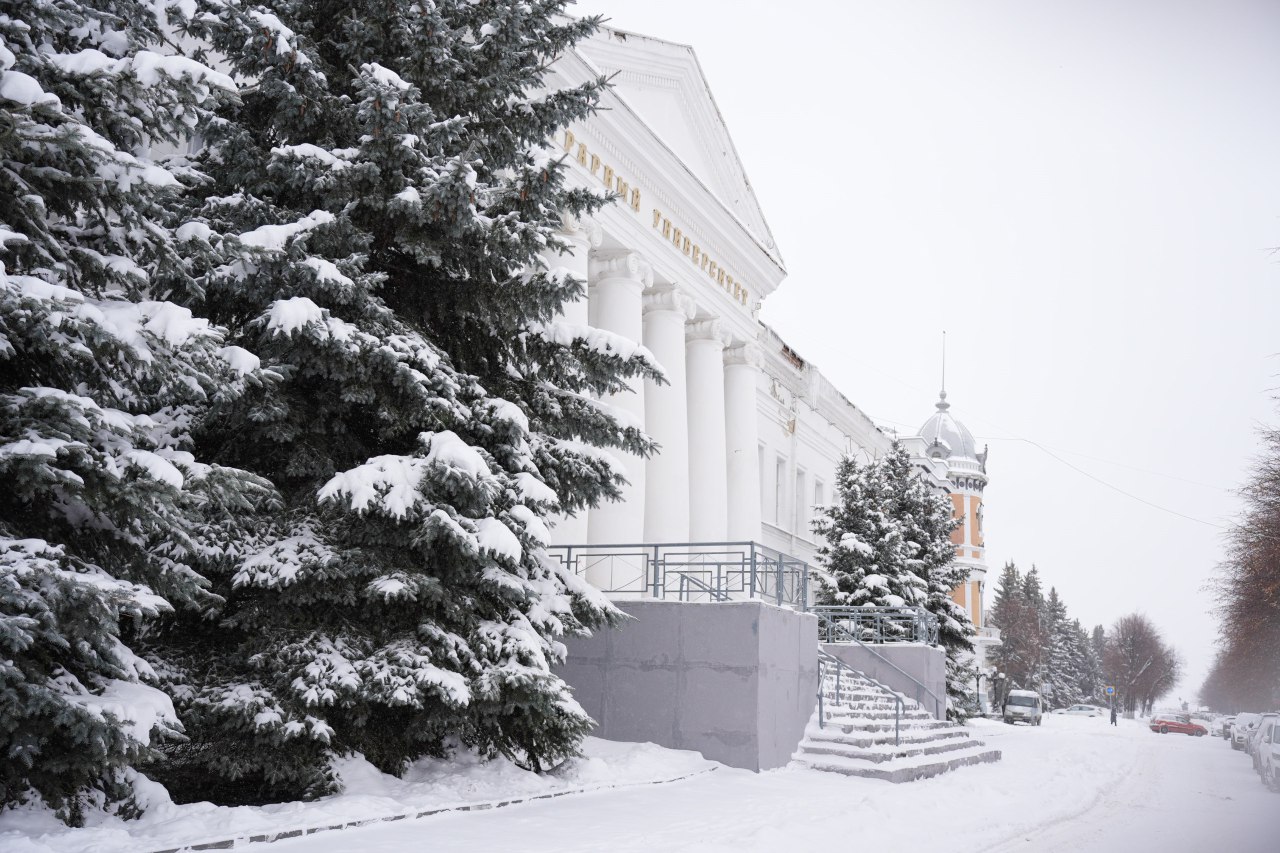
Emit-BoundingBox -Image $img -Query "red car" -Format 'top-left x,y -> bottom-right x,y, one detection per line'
1149,714 -> 1208,736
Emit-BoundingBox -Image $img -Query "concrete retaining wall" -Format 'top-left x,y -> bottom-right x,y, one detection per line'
820,642 -> 947,719
559,600 -> 818,771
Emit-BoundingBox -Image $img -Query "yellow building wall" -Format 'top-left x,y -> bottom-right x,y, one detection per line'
950,493 -> 965,545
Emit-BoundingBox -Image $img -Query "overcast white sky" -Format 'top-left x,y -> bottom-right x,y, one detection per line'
572,0 -> 1280,701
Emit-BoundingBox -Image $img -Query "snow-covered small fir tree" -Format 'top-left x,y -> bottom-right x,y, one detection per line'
814,443 -> 976,717
0,0 -> 266,822
879,443 -> 976,718
813,452 -> 927,616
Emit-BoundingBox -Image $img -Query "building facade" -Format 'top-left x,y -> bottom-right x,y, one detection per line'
544,27 -> 899,565
545,25 -> 994,654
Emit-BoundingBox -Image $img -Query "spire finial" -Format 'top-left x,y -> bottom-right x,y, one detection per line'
937,330 -> 950,411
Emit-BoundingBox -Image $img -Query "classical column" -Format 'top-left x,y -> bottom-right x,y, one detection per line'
585,250 -> 650,548
642,285 -> 696,543
549,214 -> 600,327
544,217 -> 600,546
723,342 -> 762,543
686,319 -> 728,542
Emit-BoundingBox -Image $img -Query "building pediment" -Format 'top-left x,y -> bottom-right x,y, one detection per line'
573,26 -> 784,273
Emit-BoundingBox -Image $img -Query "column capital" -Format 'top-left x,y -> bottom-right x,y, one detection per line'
723,342 -> 762,369
558,213 -> 602,252
643,284 -> 696,320
589,249 -> 652,290
686,317 -> 726,347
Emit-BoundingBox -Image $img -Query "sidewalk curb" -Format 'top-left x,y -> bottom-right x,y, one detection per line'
149,765 -> 718,852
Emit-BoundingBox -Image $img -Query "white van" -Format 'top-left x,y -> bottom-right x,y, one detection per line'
1003,690 -> 1044,726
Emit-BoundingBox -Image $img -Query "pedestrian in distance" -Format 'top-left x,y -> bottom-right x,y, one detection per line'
1110,706 -> 1118,726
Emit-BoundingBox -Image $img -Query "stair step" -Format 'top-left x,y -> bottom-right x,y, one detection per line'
800,745 -> 1003,782
803,722 -> 972,742
823,717 -> 953,733
824,701 -> 936,717
798,733 -> 977,764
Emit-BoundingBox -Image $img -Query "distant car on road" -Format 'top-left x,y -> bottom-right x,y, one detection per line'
1051,704 -> 1104,717
1247,713 -> 1279,772
1256,716 -> 1280,792
1232,713 -> 1263,750
1149,714 -> 1207,736
1003,690 -> 1043,726
1220,716 -> 1236,740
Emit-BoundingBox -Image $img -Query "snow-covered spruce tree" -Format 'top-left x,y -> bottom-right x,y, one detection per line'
814,443 -> 975,717
988,561 -> 1028,702
1042,587 -> 1077,709
147,1 -> 661,803
0,1 -> 268,822
813,453 -> 927,619
878,443 -> 975,719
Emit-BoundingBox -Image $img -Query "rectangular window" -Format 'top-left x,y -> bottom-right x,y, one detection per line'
775,457 -> 786,527
794,468 -> 807,534
759,445 -> 767,518
814,480 -> 825,512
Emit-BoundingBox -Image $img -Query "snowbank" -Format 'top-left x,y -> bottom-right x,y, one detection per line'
0,739 -> 715,853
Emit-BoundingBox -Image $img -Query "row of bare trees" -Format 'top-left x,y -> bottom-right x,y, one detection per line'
1201,410 -> 1280,712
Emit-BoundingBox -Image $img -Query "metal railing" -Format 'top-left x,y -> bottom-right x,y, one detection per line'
812,605 -> 939,645
817,649 -> 903,745
545,541 -> 813,610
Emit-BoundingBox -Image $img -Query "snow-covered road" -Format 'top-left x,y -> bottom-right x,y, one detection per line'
264,717 -> 1275,853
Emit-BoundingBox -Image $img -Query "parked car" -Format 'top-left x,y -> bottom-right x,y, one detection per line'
1003,690 -> 1044,726
1149,713 -> 1207,736
1233,713 -> 1263,751
1257,716 -> 1280,792
1248,713 -> 1280,772
1220,716 -> 1236,740
1051,704 -> 1104,717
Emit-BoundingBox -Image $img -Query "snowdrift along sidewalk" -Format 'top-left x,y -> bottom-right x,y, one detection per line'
1,739 -> 716,853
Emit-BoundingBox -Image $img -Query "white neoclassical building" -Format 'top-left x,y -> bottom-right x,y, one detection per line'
543,25 -> 994,649
544,27 -> 892,561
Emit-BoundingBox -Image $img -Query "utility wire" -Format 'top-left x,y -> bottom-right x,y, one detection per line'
869,414 -> 1238,533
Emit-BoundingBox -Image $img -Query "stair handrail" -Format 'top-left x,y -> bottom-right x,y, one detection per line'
817,648 -> 902,746
847,636 -> 945,721
676,572 -> 731,603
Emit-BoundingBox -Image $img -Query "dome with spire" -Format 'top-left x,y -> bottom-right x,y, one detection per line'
917,390 -> 984,469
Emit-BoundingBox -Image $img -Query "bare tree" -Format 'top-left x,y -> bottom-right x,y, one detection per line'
1104,614 -> 1181,716
1203,405 -> 1280,711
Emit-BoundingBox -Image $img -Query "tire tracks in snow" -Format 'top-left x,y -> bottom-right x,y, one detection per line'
980,734 -> 1150,853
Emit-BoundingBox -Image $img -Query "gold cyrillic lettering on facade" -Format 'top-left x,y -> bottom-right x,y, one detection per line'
565,130 -> 752,307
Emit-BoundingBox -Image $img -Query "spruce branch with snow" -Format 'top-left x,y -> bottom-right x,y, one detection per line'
0,0 -> 267,822
148,0 -> 660,804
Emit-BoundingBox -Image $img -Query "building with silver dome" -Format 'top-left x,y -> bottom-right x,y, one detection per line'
904,388 -> 1002,699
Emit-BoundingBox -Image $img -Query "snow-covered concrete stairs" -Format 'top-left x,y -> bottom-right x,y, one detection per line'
794,667 -> 1000,783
